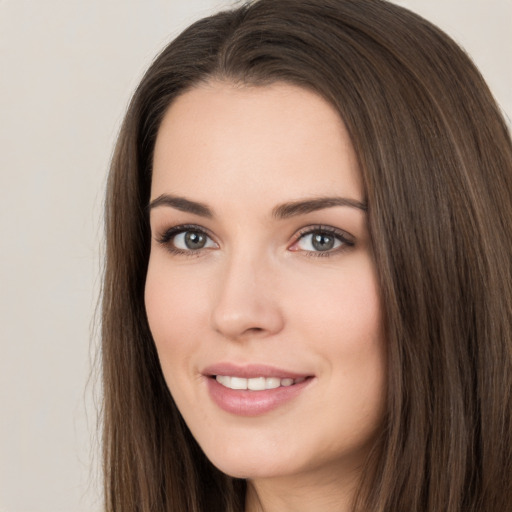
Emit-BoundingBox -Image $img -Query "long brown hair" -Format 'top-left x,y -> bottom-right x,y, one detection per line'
101,0 -> 512,510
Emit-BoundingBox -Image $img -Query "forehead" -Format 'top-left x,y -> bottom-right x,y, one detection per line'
151,81 -> 363,206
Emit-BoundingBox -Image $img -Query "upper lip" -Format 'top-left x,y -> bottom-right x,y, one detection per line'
202,363 -> 311,379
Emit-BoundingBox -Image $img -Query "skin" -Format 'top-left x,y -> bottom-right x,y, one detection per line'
145,81 -> 386,512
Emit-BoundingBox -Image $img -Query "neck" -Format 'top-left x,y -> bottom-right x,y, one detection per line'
244,464 -> 362,512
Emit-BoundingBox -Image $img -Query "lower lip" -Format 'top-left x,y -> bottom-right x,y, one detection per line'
206,377 -> 313,416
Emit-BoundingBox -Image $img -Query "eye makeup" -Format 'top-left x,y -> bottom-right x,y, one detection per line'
154,222 -> 355,258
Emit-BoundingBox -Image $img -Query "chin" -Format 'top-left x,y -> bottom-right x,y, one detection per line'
197,435 -> 297,480
211,457 -> 292,480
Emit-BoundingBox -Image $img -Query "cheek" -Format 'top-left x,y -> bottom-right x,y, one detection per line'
144,259 -> 209,375
146,255 -> 206,325
292,255 -> 382,346
291,256 -> 385,410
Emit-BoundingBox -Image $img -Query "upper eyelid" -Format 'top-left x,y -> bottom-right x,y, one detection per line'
155,224 -> 215,243
293,225 -> 355,242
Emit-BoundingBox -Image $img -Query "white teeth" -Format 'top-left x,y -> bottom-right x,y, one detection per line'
215,375 -> 306,390
230,376 -> 248,390
247,377 -> 266,390
216,375 -> 230,387
265,377 -> 280,389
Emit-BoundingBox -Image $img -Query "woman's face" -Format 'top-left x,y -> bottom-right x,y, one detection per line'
145,82 -> 386,485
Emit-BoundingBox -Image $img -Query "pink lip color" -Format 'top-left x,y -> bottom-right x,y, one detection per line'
202,363 -> 309,379
202,363 -> 313,416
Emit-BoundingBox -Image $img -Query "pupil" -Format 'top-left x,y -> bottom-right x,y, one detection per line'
185,231 -> 206,249
312,233 -> 334,251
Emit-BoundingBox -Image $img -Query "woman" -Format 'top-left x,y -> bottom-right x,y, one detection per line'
101,0 -> 512,510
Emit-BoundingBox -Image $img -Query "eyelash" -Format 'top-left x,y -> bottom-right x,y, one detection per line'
155,224 -> 355,258
291,225 -> 355,258
156,224 -> 215,257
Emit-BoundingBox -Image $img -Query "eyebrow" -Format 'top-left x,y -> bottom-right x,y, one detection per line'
147,194 -> 367,218
272,196 -> 367,219
148,194 -> 213,218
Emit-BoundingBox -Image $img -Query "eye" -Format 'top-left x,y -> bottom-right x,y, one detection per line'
173,230 -> 216,250
289,226 -> 354,256
157,225 -> 218,254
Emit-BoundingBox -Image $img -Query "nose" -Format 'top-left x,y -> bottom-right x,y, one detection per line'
211,252 -> 285,341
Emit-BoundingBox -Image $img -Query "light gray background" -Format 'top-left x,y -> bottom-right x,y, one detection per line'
0,1 -> 510,511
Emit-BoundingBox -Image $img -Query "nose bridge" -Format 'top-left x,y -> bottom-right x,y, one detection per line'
211,246 -> 284,340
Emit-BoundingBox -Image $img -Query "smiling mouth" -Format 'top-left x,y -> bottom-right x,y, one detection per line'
205,370 -> 314,415
213,375 -> 308,391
